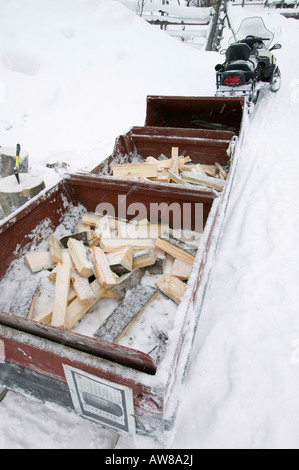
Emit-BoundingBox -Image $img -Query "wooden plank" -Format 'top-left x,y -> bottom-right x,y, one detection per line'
33,288 -> 77,325
116,268 -> 144,296
132,249 -> 157,270
181,171 -> 225,192
201,164 -> 216,177
66,279 -> 108,330
165,169 -> 187,185
9,278 -> 41,318
67,238 -> 93,278
215,162 -> 227,180
155,237 -> 195,265
171,147 -> 179,175
117,221 -> 149,239
81,213 -> 101,226
48,234 -> 63,263
95,215 -> 112,239
51,261 -> 71,329
106,246 -> 133,275
156,274 -> 186,304
71,269 -> 96,305
90,246 -> 117,288
24,251 -> 55,273
100,238 -> 154,252
146,155 -> 190,170
171,258 -> 193,280
149,171 -> 171,184
95,285 -> 158,343
162,232 -> 198,254
60,231 -> 99,248
112,163 -> 158,179
27,284 -> 41,320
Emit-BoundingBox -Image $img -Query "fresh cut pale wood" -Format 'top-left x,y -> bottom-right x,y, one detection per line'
24,251 -> 55,273
156,274 -> 186,304
112,163 -> 158,179
181,171 -> 225,192
67,238 -> 93,278
33,288 -> 76,325
51,261 -> 71,329
48,234 -> 63,263
100,238 -> 154,252
106,246 -> 133,273
155,237 -> 195,265
66,279 -> 108,330
171,259 -> 193,280
90,246 -> 117,288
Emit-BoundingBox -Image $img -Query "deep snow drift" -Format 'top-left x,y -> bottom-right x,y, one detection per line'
1,0 -> 299,449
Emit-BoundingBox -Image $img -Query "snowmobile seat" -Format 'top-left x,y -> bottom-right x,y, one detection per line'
225,43 -> 252,63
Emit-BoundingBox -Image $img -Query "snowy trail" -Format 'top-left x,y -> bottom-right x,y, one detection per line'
168,14 -> 299,449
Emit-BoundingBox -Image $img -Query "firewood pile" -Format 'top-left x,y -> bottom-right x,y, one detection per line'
23,212 -> 202,345
112,147 -> 228,192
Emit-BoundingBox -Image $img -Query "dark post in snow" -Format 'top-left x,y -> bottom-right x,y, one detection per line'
206,0 -> 223,51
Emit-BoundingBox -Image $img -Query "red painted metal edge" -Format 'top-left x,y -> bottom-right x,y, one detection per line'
0,311 -> 157,375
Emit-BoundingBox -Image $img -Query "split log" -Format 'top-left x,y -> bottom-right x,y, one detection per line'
33,288 -> 76,325
156,274 -> 186,304
0,174 -> 45,216
95,215 -> 111,239
81,213 -> 102,227
181,171 -> 225,192
117,221 -> 149,239
67,238 -> 93,278
165,170 -> 187,185
145,257 -> 166,275
161,233 -> 198,255
215,162 -> 227,180
60,231 -> 99,248
90,246 -> 117,288
149,172 -> 170,184
171,259 -> 193,280
27,284 -> 41,320
66,279 -> 108,330
132,249 -> 157,270
106,246 -> 133,276
48,234 -> 63,263
24,251 -> 55,273
146,155 -> 190,171
112,163 -> 158,179
95,285 -> 158,343
100,238 -> 154,252
155,237 -> 195,265
116,268 -> 145,295
51,261 -> 71,329
9,279 -> 40,318
201,164 -> 216,177
171,147 -> 179,175
71,268 -> 96,304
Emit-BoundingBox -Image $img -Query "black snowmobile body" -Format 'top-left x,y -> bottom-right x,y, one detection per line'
215,17 -> 282,104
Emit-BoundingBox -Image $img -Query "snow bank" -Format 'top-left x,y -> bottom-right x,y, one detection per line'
0,0 -> 218,184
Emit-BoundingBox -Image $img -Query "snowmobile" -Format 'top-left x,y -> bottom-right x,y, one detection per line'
215,17 -> 282,104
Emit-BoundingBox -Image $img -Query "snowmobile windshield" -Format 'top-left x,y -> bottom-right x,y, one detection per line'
231,17 -> 274,48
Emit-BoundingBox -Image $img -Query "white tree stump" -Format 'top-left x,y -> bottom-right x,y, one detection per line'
0,174 -> 45,216
0,146 -> 29,178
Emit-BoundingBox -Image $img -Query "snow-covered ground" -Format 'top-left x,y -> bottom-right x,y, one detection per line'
1,0 -> 299,449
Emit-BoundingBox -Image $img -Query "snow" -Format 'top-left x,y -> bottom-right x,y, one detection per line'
1,0 -> 299,450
